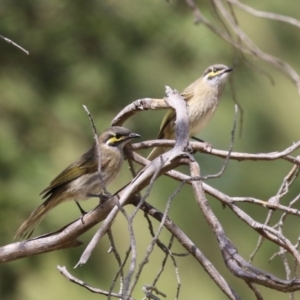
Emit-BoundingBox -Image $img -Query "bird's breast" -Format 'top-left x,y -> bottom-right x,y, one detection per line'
188,94 -> 219,136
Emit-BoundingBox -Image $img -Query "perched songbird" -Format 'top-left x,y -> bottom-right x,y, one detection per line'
15,126 -> 141,239
147,64 -> 232,160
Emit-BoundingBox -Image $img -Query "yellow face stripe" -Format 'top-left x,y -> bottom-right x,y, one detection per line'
205,69 -> 225,79
106,135 -> 128,145
107,136 -> 122,144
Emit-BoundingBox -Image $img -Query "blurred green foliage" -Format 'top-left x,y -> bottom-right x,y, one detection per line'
1,1 -> 300,299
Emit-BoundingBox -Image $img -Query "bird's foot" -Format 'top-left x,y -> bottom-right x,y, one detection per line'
187,143 -> 195,154
87,192 -> 112,205
191,136 -> 213,153
191,136 -> 213,152
203,142 -> 213,152
98,193 -> 112,204
75,201 -> 87,224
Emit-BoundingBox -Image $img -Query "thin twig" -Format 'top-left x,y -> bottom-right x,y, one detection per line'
82,105 -> 109,195
130,183 -> 185,298
0,34 -> 29,55
201,104 -> 238,180
107,229 -> 124,297
57,265 -> 133,299
227,0 -> 300,28
108,246 -> 132,300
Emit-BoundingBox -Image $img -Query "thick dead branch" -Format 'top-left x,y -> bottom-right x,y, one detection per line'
112,98 -> 168,126
0,155 -> 181,264
132,140 -> 300,165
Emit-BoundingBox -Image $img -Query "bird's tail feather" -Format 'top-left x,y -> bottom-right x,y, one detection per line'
147,146 -> 168,161
15,199 -> 56,239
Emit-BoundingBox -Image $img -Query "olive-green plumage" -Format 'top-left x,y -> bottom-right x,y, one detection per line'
147,64 -> 232,160
15,126 -> 140,239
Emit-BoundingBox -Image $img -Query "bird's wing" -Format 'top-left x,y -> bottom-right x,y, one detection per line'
156,83 -> 196,139
157,109 -> 176,139
40,145 -> 110,196
181,78 -> 199,102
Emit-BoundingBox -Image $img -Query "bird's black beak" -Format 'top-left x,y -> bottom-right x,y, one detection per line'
129,133 -> 141,139
224,67 -> 233,73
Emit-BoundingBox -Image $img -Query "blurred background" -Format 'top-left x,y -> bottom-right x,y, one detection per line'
1,0 -> 300,299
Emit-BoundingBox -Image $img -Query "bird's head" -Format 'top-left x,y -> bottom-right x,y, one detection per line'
202,64 -> 233,89
100,126 -> 141,149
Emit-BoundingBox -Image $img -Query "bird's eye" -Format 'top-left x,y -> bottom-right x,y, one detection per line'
212,67 -> 217,73
115,133 -> 122,140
